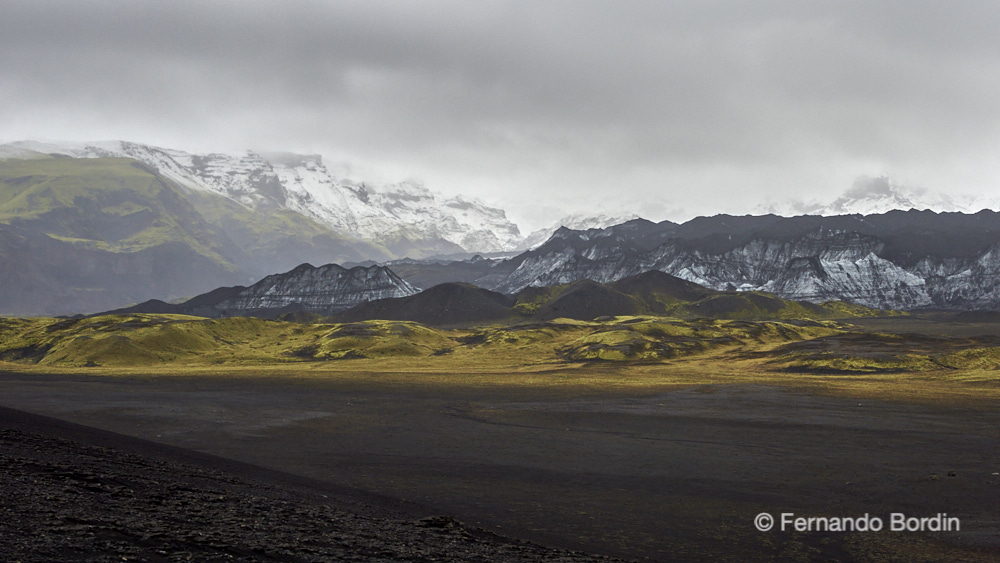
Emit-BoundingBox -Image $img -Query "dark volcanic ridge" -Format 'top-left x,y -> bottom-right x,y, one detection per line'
333,282 -> 515,326
0,405 -> 622,563
331,270 -> 875,326
109,266 -> 883,326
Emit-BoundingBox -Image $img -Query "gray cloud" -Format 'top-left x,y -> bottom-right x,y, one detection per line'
3,1 -> 999,229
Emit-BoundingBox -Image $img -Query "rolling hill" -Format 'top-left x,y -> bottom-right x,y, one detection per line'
331,270 -> 889,326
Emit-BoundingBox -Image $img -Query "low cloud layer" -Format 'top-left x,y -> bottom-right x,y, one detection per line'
3,1 -> 999,229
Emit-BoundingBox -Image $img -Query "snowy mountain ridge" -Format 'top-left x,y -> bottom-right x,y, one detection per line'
4,140 -> 522,254
757,176 -> 997,217
518,211 -> 642,250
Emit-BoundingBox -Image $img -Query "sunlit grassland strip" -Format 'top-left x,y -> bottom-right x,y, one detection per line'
2,313 -> 998,408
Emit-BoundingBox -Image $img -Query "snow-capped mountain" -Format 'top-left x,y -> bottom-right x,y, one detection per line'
757,176 -> 996,217
518,212 -> 641,250
5,140 -> 522,254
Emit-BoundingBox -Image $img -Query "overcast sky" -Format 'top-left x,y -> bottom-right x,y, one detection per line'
3,1 -> 999,230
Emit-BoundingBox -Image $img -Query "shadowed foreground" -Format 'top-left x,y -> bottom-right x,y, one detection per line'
1,368 -> 998,562
0,406 -> 619,562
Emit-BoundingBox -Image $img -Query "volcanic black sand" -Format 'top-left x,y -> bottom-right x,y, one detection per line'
2,370 -> 999,561
0,404 -> 619,562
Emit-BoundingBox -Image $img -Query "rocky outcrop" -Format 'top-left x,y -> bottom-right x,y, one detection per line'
110,263 -> 419,318
215,263 -> 419,315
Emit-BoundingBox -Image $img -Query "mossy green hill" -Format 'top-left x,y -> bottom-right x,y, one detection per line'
0,313 -> 839,367
0,157 -> 232,259
326,270 -> 898,327
5,309 -> 991,373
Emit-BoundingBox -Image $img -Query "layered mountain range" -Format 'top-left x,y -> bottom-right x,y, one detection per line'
389,211 -> 1000,311
108,263 -> 869,326
5,138 -> 1000,316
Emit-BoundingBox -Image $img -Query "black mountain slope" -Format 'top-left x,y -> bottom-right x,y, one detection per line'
106,285 -> 249,317
332,271 -> 876,326
332,283 -> 516,326
608,270 -> 713,305
174,285 -> 248,312
532,280 -> 640,321
676,291 -> 829,319
107,299 -> 184,316
519,274 -> 841,322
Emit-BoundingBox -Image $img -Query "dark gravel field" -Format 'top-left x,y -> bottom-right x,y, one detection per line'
2,370 -> 999,561
0,405 -> 621,562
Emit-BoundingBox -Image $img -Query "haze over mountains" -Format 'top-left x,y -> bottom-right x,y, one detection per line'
757,175 -> 998,218
4,139 -> 1000,317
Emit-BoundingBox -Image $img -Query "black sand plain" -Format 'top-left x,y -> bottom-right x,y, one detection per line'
0,404 -> 619,562
2,363 -> 999,562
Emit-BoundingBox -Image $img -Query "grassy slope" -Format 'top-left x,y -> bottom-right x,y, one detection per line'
184,189 -> 393,267
0,157 -> 393,268
0,314 -> 801,366
0,157 -> 231,263
514,278 -> 898,321
1,313 -> 997,373
0,156 -> 404,316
